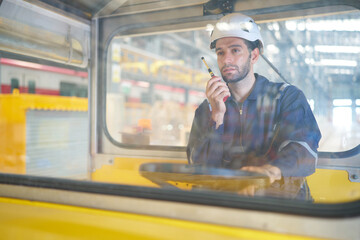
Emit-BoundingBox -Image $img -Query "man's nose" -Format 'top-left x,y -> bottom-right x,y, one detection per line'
223,51 -> 233,64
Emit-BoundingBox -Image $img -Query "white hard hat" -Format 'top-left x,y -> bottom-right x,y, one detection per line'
210,13 -> 264,53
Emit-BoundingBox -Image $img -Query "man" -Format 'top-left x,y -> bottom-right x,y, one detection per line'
187,13 -> 321,198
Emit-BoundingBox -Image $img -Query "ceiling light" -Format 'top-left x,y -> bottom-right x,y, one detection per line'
324,68 -> 354,75
314,45 -> 360,53
296,45 -> 305,53
333,99 -> 352,106
285,19 -> 360,31
319,59 -> 357,67
267,44 -> 279,54
304,58 -> 357,67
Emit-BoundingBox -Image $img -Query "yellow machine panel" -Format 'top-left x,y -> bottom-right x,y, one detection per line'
0,91 -> 87,174
0,197 -> 321,240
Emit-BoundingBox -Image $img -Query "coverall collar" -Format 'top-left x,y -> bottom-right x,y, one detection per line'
247,73 -> 267,100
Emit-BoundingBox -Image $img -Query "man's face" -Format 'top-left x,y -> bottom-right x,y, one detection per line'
215,37 -> 252,83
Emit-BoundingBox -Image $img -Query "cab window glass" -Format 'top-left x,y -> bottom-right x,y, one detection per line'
106,11 -> 360,152
106,33 -> 211,146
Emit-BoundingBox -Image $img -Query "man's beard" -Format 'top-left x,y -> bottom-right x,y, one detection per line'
221,55 -> 251,83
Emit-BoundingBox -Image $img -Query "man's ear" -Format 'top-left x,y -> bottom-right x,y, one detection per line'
251,48 -> 260,63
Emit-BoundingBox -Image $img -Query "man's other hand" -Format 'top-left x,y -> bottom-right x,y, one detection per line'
241,164 -> 282,184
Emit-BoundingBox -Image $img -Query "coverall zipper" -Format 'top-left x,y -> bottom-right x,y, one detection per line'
239,102 -> 244,148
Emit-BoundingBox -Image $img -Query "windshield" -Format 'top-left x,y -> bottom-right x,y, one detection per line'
106,12 -> 360,152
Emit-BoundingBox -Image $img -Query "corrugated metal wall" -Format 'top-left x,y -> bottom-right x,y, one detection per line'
26,110 -> 88,179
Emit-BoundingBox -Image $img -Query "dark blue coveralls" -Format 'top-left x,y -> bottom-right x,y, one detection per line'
187,74 -> 322,198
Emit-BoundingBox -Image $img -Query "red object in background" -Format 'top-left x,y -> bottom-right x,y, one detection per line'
0,58 -> 88,78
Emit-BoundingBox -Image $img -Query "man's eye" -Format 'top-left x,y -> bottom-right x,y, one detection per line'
232,49 -> 241,53
216,51 -> 224,56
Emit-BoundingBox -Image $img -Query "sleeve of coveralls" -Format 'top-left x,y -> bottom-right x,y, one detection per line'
186,102 -> 225,167
270,86 -> 322,177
